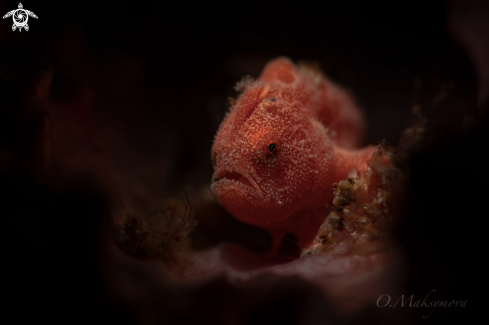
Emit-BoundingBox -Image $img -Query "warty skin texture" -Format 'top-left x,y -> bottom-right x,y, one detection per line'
211,57 -> 375,256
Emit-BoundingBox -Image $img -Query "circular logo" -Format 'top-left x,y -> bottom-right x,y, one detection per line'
13,9 -> 28,28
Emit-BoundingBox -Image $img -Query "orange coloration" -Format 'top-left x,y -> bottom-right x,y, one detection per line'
211,57 -> 376,256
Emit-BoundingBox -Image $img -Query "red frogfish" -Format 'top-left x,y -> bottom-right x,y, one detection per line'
211,57 -> 376,256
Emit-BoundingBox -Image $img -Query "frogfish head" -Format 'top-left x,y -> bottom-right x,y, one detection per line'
211,58 -> 335,228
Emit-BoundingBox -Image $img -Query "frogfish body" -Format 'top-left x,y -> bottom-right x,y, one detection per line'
211,57 -> 375,257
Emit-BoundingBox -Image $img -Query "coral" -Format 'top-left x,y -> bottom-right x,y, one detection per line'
112,191 -> 199,268
302,143 -> 407,257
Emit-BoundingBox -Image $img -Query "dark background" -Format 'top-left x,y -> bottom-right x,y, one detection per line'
0,0 -> 476,191
1,0 -> 482,324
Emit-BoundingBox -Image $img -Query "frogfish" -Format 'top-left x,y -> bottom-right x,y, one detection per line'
211,57 -> 376,257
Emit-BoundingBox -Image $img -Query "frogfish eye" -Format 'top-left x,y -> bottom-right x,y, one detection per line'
268,143 -> 277,152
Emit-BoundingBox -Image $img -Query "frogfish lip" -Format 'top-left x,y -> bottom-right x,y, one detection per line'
212,166 -> 263,197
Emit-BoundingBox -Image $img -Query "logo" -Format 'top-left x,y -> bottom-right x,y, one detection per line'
3,3 -> 38,32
